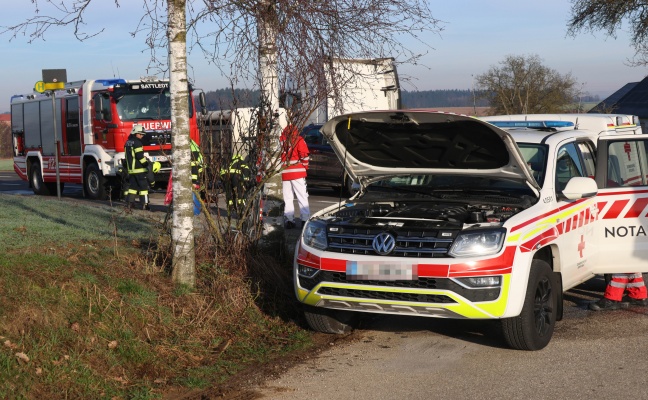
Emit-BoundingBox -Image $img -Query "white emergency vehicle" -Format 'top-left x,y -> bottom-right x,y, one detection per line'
293,111 -> 646,350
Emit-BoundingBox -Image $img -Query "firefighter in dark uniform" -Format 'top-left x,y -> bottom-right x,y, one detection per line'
190,139 -> 204,191
220,154 -> 250,214
125,124 -> 151,210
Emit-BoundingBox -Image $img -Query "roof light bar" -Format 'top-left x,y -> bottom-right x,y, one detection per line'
489,121 -> 575,128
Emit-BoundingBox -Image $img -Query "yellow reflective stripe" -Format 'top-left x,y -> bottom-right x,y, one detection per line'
130,168 -> 148,174
130,147 -> 136,171
297,274 -> 511,319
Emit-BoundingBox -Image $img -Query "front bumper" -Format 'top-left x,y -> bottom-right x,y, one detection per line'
294,244 -> 515,319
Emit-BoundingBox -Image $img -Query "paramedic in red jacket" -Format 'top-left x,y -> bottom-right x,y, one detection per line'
280,124 -> 310,229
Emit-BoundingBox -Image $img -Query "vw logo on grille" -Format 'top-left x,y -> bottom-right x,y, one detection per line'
372,232 -> 396,255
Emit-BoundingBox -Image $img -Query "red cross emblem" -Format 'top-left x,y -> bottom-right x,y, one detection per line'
624,142 -> 632,161
578,235 -> 585,258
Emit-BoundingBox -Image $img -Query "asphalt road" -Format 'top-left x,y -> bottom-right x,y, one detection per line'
252,276 -> 648,400
0,170 -> 343,214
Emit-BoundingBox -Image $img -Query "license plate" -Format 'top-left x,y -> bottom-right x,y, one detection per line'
150,155 -> 168,162
346,261 -> 417,281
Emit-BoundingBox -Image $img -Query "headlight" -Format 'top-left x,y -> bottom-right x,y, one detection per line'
302,220 -> 327,250
454,276 -> 501,288
448,228 -> 506,257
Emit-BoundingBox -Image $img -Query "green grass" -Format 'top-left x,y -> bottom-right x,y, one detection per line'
0,158 -> 12,171
0,194 -> 310,398
0,194 -> 152,253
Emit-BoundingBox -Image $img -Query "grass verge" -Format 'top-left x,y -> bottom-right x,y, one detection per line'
0,194 -> 311,399
0,159 -> 13,171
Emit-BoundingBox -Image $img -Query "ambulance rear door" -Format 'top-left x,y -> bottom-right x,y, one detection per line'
593,134 -> 648,273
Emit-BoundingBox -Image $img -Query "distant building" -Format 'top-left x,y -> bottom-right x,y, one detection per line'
589,79 -> 648,130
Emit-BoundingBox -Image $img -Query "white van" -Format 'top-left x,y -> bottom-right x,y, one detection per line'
293,111 -> 645,350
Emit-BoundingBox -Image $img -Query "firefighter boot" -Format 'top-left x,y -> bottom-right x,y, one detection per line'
124,193 -> 135,210
140,195 -> 151,211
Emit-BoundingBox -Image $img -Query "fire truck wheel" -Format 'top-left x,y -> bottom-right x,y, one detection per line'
303,305 -> 357,334
84,163 -> 107,200
501,259 -> 557,351
30,160 -> 51,196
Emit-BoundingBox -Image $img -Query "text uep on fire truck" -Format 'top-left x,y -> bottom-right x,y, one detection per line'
10,77 -> 203,199
293,110 -> 648,350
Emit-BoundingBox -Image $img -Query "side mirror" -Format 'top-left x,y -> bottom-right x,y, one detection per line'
562,177 -> 598,200
199,92 -> 207,115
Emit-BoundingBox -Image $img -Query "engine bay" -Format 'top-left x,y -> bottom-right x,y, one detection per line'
322,200 -> 530,227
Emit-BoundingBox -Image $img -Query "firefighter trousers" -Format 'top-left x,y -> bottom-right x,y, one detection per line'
126,173 -> 150,208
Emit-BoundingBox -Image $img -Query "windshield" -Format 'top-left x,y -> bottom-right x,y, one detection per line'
115,90 -> 194,121
116,92 -> 171,121
518,143 -> 548,186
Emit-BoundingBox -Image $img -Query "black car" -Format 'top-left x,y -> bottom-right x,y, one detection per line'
301,124 -> 356,195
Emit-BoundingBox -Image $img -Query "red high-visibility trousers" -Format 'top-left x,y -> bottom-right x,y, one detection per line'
604,273 -> 647,301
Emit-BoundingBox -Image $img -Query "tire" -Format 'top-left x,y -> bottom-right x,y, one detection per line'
30,161 -> 51,196
303,305 -> 357,334
84,163 -> 107,200
502,259 -> 557,350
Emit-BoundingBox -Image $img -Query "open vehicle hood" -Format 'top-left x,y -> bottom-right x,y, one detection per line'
320,110 -> 540,192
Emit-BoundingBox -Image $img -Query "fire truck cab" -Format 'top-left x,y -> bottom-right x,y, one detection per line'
11,77 -> 202,199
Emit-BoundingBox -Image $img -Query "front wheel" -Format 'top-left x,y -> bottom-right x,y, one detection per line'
303,305 -> 358,334
502,259 -> 557,351
84,163 -> 107,200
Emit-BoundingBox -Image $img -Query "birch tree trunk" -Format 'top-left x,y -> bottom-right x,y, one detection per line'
168,0 -> 196,286
257,0 -> 285,231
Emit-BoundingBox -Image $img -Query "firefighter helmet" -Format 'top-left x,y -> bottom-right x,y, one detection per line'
132,124 -> 145,135
152,161 -> 161,173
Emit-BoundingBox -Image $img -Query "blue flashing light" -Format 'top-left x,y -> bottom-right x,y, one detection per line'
489,120 -> 575,129
94,79 -> 127,87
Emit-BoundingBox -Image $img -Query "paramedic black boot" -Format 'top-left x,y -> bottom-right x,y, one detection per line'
589,298 -> 629,311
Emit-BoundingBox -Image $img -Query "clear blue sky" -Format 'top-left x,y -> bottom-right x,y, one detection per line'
1,0 -> 646,113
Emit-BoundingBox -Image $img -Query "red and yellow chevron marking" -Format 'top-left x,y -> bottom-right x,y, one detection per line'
502,198 -> 596,253
597,190 -> 648,219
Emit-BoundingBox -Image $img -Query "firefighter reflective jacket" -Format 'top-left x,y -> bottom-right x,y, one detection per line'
125,134 -> 149,174
190,139 -> 204,184
220,154 -> 250,179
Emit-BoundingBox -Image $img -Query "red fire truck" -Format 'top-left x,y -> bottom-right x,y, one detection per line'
10,77 -> 203,199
